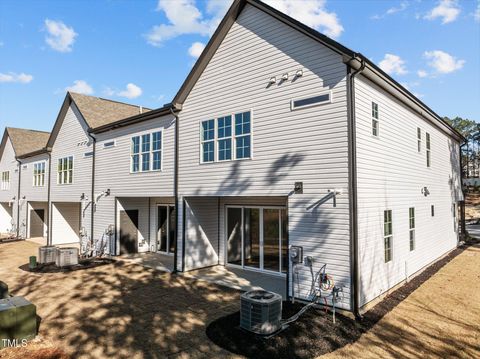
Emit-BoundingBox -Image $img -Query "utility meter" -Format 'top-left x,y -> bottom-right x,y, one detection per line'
106,225 -> 114,236
290,245 -> 303,264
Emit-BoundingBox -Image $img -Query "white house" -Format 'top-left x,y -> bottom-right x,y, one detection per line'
0,128 -> 50,238
90,106 -> 177,267
46,92 -> 149,248
167,0 -> 463,315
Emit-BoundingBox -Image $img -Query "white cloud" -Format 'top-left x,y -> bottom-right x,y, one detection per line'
146,0 -> 343,46
44,19 -> 77,52
424,50 -> 465,74
263,0 -> 344,38
372,1 -> 409,19
378,54 -> 408,76
117,83 -> 142,99
0,72 -> 33,83
146,0 -> 224,46
417,69 -> 428,78
188,41 -> 206,58
65,80 -> 94,95
424,0 -> 461,24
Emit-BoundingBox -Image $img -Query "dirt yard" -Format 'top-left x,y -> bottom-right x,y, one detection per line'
0,240 -> 479,358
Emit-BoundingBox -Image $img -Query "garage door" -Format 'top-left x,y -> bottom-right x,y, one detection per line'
30,209 -> 45,237
120,210 -> 138,254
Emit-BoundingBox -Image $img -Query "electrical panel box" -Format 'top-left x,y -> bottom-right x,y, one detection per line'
290,245 -> 303,264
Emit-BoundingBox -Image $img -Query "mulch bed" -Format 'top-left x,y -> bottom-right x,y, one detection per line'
19,258 -> 115,273
206,243 -> 472,358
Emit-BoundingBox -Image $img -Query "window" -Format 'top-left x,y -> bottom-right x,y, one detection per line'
1,171 -> 10,190
104,141 -> 115,148
131,131 -> 162,172
84,151 -> 93,158
201,119 -> 215,163
217,116 -> 232,161
409,207 -> 415,251
33,162 -> 46,187
426,132 -> 431,167
57,156 -> 73,184
235,111 -> 251,159
417,128 -> 421,152
200,111 -> 252,163
372,102 -> 379,137
291,92 -> 331,110
431,205 -> 435,217
384,210 -> 393,263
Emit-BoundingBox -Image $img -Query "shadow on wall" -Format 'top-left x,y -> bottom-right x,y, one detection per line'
267,153 -> 305,186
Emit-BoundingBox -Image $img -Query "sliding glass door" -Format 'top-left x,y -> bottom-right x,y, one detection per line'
226,206 -> 287,274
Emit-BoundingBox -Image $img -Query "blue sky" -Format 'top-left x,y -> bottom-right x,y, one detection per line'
0,0 -> 479,132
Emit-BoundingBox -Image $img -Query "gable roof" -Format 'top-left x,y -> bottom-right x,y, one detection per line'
0,127 -> 50,160
47,92 -> 151,147
172,0 -> 463,142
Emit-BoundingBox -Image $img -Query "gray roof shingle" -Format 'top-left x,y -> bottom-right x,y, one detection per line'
6,127 -> 50,157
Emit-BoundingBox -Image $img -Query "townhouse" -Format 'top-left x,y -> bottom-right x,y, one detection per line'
46,92 -> 148,247
0,128 -> 50,238
1,0 -> 464,317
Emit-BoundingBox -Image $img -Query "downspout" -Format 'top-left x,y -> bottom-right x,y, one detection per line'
47,151 -> 52,245
459,141 -> 467,237
170,106 -> 179,273
15,159 -> 22,239
89,133 -> 96,247
346,54 -> 365,320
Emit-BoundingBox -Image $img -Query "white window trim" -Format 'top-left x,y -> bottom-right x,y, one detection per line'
57,156 -> 74,185
217,115 -> 233,163
130,130 -> 163,174
384,209 -> 393,263
33,161 -> 46,187
371,101 -> 379,137
103,140 -> 116,148
417,127 -> 422,153
426,132 -> 431,167
409,207 -> 415,251
199,110 -> 253,164
290,90 -> 333,110
1,171 -> 10,190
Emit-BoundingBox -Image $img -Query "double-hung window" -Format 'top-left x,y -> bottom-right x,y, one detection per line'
417,128 -> 421,152
218,116 -> 232,161
1,171 -> 9,190
409,207 -> 415,251
372,102 -> 379,137
200,111 -> 251,163
57,156 -> 73,184
131,131 -> 162,173
384,210 -> 393,263
33,162 -> 46,187
201,120 -> 215,163
426,132 -> 431,167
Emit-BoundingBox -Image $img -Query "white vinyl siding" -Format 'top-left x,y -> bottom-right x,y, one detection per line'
131,131 -> 162,172
57,156 -> 73,184
355,74 -> 462,306
177,4 -> 351,310
33,162 -> 46,187
1,171 -> 9,190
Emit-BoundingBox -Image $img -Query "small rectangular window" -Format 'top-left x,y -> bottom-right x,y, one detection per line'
1,171 -> 10,190
33,162 -> 46,187
235,112 -> 251,159
409,207 -> 415,251
417,128 -> 421,152
372,102 -> 379,136
426,132 -> 431,167
384,210 -> 393,263
84,151 -> 93,158
291,92 -> 331,110
201,119 -> 215,163
104,141 -> 115,148
57,156 -> 73,184
131,136 -> 140,172
152,131 -> 162,170
431,205 -> 435,217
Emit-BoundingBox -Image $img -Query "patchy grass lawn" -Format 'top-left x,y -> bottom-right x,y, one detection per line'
0,240 -> 479,359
